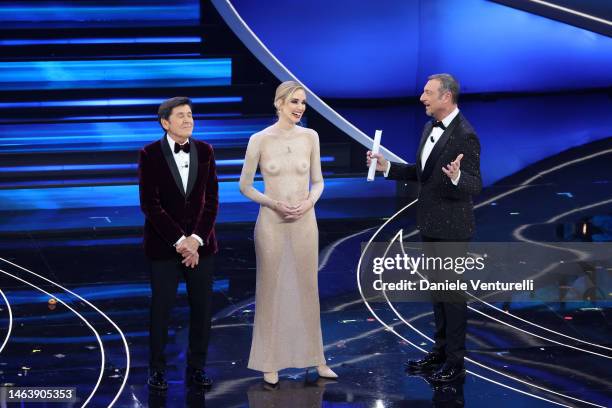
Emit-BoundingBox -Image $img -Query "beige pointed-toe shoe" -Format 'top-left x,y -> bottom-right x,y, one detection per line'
263,371 -> 279,386
316,365 -> 338,379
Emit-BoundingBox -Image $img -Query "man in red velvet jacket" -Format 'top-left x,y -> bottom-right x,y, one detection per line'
138,97 -> 218,391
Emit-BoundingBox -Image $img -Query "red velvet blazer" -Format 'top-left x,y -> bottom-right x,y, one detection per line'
138,136 -> 219,260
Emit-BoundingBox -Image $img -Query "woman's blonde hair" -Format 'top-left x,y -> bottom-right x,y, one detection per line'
273,80 -> 305,114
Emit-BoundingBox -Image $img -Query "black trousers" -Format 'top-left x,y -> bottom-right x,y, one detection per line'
421,235 -> 468,366
149,255 -> 214,371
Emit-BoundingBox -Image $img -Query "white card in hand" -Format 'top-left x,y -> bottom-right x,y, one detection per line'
367,130 -> 382,181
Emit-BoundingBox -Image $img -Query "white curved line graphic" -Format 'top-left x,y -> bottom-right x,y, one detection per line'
0,289 -> 13,353
525,0 -> 612,26
356,203 -> 608,407
545,198 -> 612,224
0,258 -> 130,408
354,215 -> 574,407
0,268 -> 104,407
319,226 -> 378,273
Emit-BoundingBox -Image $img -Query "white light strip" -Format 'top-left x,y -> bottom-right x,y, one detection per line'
524,0 -> 612,26
319,226 -> 378,273
0,268 -> 104,408
210,0 -> 405,163
0,258 -> 130,408
547,198 -> 612,224
0,289 -> 13,353
327,297 -> 368,313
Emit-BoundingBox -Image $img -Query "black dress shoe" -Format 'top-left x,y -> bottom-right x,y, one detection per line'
147,370 -> 168,391
428,363 -> 466,383
405,352 -> 445,372
186,367 -> 213,388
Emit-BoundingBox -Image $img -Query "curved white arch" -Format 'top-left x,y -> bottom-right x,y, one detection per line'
210,0 -> 405,163
0,289 -> 13,353
0,268 -> 104,408
0,258 -> 130,408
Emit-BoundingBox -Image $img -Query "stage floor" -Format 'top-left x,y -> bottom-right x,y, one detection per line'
0,139 -> 610,407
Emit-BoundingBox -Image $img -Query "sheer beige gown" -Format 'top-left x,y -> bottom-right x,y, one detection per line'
239,124 -> 326,372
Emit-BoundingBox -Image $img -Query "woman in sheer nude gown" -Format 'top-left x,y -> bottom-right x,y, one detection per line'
239,81 -> 337,385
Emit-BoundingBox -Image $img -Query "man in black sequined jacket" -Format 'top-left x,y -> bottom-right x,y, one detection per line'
367,73 -> 482,383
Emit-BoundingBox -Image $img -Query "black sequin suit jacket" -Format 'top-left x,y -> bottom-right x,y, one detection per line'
388,112 -> 482,240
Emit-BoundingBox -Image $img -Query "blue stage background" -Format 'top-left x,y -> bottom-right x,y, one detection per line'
0,0 -> 610,226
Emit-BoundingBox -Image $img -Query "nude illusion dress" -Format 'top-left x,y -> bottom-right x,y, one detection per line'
239,124 -> 327,372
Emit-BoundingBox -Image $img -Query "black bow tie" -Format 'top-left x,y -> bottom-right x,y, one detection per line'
174,142 -> 190,154
432,120 -> 446,130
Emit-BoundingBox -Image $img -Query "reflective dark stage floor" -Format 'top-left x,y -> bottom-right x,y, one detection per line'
0,139 -> 610,407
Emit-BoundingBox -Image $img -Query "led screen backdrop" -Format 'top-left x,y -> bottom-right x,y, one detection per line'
0,0 -> 200,28
0,59 -> 231,90
231,0 -> 612,98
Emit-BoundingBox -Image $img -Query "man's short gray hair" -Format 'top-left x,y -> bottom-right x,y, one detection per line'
428,73 -> 460,104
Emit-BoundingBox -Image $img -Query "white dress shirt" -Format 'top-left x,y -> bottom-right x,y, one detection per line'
385,107 -> 461,185
166,135 -> 203,247
167,134 -> 190,193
